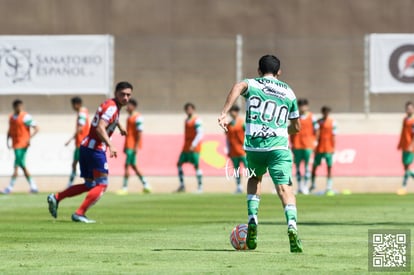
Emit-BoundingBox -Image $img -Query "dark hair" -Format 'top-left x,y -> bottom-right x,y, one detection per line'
12,99 -> 23,108
258,55 -> 280,75
71,96 -> 82,105
115,81 -> 133,92
230,105 -> 240,112
128,98 -> 138,107
297,98 -> 309,107
184,102 -> 195,110
321,106 -> 331,113
405,101 -> 413,108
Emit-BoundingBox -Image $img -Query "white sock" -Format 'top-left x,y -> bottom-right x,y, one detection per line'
248,215 -> 258,225
288,220 -> 297,229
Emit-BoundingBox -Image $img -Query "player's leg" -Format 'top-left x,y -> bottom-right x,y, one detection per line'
68,148 -> 80,187
269,150 -> 303,253
325,153 -> 334,193
398,151 -> 413,195
119,163 -> 130,194
176,152 -> 187,192
192,152 -> 203,193
292,149 -> 302,192
19,148 -> 38,193
47,146 -> 92,219
237,155 -> 248,193
231,157 -> 242,193
310,153 -> 322,192
3,149 -> 20,194
130,151 -> 150,193
303,149 -> 312,190
245,151 -> 267,250
73,149 -> 109,223
119,149 -> 133,194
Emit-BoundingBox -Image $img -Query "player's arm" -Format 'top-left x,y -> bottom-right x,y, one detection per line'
225,138 -> 231,157
134,130 -> 142,150
190,122 -> 203,151
218,81 -> 248,131
96,119 -> 117,158
409,127 -> 414,151
30,124 -> 39,138
117,122 -> 127,136
134,117 -> 144,150
288,118 -> 301,135
6,128 -> 11,149
65,125 -> 82,146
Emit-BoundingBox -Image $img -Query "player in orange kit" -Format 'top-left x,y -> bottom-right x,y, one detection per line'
290,99 -> 319,194
226,105 -> 247,194
397,101 -> 414,195
310,106 -> 337,194
176,103 -> 203,193
117,98 -> 150,194
65,97 -> 90,187
3,99 -> 39,194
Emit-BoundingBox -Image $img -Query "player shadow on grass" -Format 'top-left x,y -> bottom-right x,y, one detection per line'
153,248 -> 235,252
261,221 -> 414,226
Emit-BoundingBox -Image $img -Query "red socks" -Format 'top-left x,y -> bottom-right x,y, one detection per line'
56,184 -> 89,201
75,184 -> 107,216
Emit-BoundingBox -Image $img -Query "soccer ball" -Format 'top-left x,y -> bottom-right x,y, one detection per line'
230,224 -> 248,250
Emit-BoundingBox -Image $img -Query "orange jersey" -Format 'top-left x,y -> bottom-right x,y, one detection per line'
398,115 -> 414,151
315,117 -> 336,153
226,117 -> 245,157
183,115 -> 202,153
291,112 -> 318,149
124,112 -> 143,150
8,111 -> 35,149
75,107 -> 90,147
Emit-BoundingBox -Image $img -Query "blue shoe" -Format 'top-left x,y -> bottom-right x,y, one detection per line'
2,187 -> 11,194
246,218 -> 258,250
71,213 -> 96,223
47,194 -> 58,218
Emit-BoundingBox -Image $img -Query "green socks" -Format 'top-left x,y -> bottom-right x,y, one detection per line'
285,204 -> 297,228
247,194 -> 260,224
196,169 -> 203,188
178,167 -> 184,187
123,177 -> 128,188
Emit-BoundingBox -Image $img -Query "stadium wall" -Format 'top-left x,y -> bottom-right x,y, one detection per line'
0,0 -> 413,113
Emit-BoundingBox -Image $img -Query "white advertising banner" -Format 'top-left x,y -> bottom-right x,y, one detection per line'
0,35 -> 113,94
369,34 -> 414,93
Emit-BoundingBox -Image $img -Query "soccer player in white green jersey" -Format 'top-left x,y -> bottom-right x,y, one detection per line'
218,55 -> 303,253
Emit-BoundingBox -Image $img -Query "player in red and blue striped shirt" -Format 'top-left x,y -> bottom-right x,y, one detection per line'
47,82 -> 132,223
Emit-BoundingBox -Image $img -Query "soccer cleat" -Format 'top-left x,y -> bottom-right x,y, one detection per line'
234,188 -> 243,194
30,188 -> 39,194
194,187 -> 203,194
288,225 -> 303,253
116,189 -> 129,195
47,194 -> 59,218
2,187 -> 11,195
325,190 -> 336,196
175,185 -> 185,193
71,213 -> 96,223
143,187 -> 151,194
397,188 -> 408,196
309,184 -> 316,193
246,218 -> 258,250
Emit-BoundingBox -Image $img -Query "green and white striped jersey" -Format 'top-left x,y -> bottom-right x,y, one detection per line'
241,76 -> 299,151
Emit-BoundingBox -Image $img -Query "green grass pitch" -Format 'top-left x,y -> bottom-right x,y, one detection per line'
1,193 -> 413,274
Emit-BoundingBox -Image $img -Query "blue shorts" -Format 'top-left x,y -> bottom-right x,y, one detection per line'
79,146 -> 108,183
